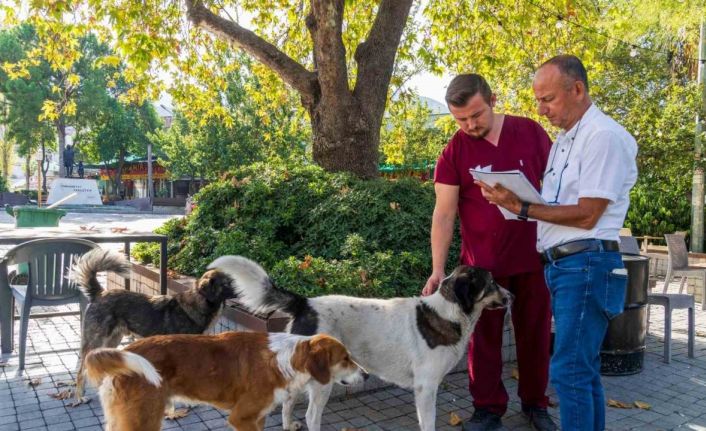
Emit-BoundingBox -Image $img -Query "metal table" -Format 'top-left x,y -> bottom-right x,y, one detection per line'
0,227 -> 168,353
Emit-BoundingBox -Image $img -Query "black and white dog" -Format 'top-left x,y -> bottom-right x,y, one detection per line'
209,256 -> 512,431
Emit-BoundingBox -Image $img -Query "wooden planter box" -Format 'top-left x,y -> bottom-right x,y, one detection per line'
106,263 -> 289,333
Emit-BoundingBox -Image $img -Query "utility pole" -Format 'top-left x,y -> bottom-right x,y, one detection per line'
36,157 -> 41,207
691,20 -> 706,252
147,142 -> 154,209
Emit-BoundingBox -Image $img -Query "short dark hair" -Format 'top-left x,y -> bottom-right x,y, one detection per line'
540,54 -> 589,92
445,74 -> 492,107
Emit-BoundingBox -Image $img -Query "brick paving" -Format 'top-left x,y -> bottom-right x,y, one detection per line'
1,281 -> 706,430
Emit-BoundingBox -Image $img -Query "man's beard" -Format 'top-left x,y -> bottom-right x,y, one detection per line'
466,127 -> 490,139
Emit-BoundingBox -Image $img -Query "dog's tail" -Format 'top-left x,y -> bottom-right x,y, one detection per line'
84,348 -> 161,388
208,256 -> 308,317
71,249 -> 131,302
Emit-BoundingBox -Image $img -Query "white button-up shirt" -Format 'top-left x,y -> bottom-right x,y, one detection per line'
537,104 -> 638,251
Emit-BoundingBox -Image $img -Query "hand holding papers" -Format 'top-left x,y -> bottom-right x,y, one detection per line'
469,169 -> 547,220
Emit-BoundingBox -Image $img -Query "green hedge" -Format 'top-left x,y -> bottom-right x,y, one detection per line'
132,163 -> 460,298
625,178 -> 691,237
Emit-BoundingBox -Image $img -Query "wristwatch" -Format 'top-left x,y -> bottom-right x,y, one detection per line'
518,201 -> 531,221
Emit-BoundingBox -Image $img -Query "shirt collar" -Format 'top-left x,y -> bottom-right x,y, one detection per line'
557,103 -> 598,141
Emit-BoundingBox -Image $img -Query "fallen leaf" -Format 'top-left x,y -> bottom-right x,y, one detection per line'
298,255 -> 313,270
27,378 -> 41,387
165,408 -> 190,420
607,399 -> 633,409
110,227 -> 128,233
449,411 -> 463,426
167,269 -> 181,279
389,202 -> 400,210
634,401 -> 651,410
49,390 -> 73,400
511,368 -> 519,380
56,381 -> 76,387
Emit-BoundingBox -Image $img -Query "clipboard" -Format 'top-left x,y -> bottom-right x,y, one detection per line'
469,169 -> 547,220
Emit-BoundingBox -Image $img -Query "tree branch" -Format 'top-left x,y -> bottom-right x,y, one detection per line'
308,0 -> 350,105
184,0 -> 318,99
353,0 -> 413,121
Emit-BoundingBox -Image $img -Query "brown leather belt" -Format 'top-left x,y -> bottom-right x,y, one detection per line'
541,239 -> 620,264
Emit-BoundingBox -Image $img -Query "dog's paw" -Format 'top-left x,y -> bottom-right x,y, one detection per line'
69,396 -> 91,407
165,408 -> 190,420
283,420 -> 303,431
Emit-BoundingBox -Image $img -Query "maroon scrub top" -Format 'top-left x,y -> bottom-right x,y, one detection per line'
434,115 -> 552,277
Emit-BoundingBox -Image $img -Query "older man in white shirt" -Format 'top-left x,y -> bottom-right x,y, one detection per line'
477,55 -> 637,431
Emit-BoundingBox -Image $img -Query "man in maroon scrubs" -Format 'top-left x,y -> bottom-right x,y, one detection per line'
422,74 -> 556,431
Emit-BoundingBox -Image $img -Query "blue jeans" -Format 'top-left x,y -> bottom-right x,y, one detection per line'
544,250 -> 627,431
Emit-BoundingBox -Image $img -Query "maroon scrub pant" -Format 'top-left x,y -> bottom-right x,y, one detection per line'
467,270 -> 552,416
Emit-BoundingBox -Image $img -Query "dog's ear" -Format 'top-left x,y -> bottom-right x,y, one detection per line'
452,275 -> 474,314
199,270 -> 236,303
452,266 -> 488,314
306,339 -> 332,385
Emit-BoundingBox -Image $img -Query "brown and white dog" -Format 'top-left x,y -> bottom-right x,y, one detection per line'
84,331 -> 366,431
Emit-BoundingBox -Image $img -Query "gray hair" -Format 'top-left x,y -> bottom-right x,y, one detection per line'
540,55 -> 589,92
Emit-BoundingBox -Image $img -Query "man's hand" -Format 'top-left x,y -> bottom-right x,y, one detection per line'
475,180 -> 523,214
422,271 -> 445,296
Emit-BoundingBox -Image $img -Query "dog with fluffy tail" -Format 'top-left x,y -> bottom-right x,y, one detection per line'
73,249 -> 132,303
84,348 -> 165,431
71,249 -> 236,406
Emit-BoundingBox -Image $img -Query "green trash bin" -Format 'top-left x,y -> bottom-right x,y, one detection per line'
6,205 -> 66,228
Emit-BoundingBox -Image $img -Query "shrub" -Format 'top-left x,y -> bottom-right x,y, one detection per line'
133,162 -> 460,298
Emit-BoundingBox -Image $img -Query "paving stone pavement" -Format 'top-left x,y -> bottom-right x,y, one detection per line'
2,280 -> 706,430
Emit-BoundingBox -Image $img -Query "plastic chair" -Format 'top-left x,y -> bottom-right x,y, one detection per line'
663,233 -> 706,310
0,238 -> 99,370
619,227 -> 633,237
618,235 -> 695,363
647,293 -> 694,363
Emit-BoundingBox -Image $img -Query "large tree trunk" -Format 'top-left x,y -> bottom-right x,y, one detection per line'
185,0 -> 412,179
308,100 -> 380,177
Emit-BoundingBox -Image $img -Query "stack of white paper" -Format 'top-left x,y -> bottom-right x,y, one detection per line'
469,169 -> 547,220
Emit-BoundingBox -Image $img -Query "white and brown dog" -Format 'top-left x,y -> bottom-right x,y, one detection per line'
84,331 -> 366,431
